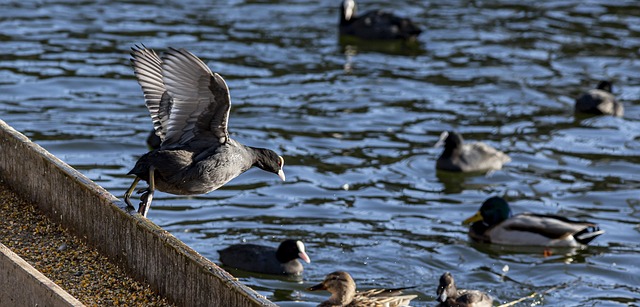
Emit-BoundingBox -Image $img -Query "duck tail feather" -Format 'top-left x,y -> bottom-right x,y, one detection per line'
575,226 -> 605,245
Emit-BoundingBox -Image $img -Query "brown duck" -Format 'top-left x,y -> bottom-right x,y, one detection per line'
436,272 -> 492,307
308,271 -> 416,307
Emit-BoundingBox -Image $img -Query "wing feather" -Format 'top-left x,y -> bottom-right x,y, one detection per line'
161,48 -> 230,146
130,45 -> 171,142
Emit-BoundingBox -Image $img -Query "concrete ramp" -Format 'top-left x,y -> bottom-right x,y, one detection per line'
0,243 -> 84,307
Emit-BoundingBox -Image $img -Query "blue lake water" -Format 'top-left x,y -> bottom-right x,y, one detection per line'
1,0 -> 639,305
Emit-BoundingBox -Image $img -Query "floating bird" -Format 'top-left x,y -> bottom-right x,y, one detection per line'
308,271 -> 417,307
463,196 -> 605,246
218,240 -> 311,275
436,272 -> 493,307
339,0 -> 422,41
435,131 -> 511,173
125,46 -> 285,217
575,81 -> 623,117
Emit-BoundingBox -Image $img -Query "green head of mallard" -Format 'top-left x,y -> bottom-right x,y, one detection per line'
463,196 -> 513,226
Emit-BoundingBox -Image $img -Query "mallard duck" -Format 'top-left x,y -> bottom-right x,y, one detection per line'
125,46 -> 285,217
463,196 -> 605,246
339,0 -> 422,41
218,240 -> 311,275
435,131 -> 511,173
308,271 -> 417,307
575,81 -> 623,117
436,272 -> 492,307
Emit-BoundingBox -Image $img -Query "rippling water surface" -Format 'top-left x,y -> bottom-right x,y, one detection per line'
1,0 -> 639,305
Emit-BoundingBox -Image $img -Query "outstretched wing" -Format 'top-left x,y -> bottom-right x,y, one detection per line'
130,45 -> 172,143
161,48 -> 231,146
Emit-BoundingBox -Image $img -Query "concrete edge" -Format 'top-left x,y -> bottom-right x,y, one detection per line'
0,243 -> 85,307
0,119 -> 275,307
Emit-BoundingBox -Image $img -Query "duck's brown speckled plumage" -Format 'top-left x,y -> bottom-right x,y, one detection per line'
436,272 -> 492,307
308,271 -> 416,307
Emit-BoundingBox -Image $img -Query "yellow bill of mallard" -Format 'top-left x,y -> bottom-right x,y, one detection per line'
463,211 -> 483,224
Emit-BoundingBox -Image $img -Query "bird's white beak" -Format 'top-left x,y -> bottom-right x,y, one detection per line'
297,241 -> 311,263
434,131 -> 449,148
277,169 -> 286,181
299,251 -> 311,264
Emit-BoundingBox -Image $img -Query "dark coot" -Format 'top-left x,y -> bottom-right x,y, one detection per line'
339,0 -> 422,41
125,46 -> 285,217
218,239 -> 310,275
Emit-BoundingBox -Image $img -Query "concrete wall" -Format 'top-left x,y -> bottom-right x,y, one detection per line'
0,243 -> 84,307
0,120 -> 276,307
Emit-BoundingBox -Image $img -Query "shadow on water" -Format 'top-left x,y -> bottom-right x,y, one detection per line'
338,35 -> 426,56
217,265 -> 304,283
435,169 -> 495,194
468,241 -> 607,264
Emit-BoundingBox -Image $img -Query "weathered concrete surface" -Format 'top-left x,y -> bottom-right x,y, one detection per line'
0,181 -> 173,306
0,243 -> 84,307
0,119 -> 276,307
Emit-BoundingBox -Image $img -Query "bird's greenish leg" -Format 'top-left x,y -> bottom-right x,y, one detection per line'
124,177 -> 140,209
138,166 -> 156,217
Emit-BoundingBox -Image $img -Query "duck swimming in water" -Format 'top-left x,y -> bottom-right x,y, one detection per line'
435,131 -> 511,173
463,196 -> 605,246
436,272 -> 493,307
218,240 -> 311,275
574,81 -> 623,117
308,271 -> 417,307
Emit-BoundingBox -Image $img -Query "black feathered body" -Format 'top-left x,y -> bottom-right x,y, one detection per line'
128,139 -> 257,195
218,244 -> 304,275
340,9 -> 422,40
